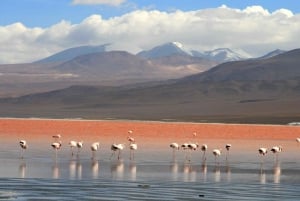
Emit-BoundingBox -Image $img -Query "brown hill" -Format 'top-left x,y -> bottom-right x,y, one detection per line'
1,49 -> 300,124
184,48 -> 300,82
0,51 -> 216,98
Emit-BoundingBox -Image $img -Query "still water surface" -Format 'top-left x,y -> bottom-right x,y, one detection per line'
0,141 -> 299,200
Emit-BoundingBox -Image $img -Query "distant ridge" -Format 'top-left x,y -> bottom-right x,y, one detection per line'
258,49 -> 286,60
1,48 -> 300,124
35,44 -> 109,63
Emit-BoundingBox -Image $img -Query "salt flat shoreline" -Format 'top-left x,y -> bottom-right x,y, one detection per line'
0,117 -> 291,127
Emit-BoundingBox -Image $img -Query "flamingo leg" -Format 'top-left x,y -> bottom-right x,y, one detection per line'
110,151 -> 115,160
118,150 -> 121,160
202,151 -> 206,162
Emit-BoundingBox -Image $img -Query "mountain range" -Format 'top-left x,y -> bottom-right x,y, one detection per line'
0,47 -> 299,124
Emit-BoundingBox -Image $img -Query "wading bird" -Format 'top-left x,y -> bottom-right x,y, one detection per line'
201,144 -> 208,162
127,130 -> 135,143
258,147 -> 268,164
212,149 -> 222,164
270,146 -> 282,161
69,140 -> 77,156
170,142 -> 180,160
186,143 -> 199,162
91,142 -> 100,160
51,141 -> 62,159
76,141 -> 84,156
52,134 -> 61,142
129,143 -> 138,160
110,143 -> 125,160
225,144 -> 232,160
19,140 -> 28,159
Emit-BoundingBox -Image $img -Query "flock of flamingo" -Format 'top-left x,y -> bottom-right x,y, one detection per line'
18,130 -> 138,161
18,132 -> 300,165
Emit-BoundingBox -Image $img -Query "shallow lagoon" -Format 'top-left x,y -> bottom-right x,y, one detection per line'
0,140 -> 300,200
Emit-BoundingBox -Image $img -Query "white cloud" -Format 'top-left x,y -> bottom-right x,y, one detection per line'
0,5 -> 299,64
72,0 -> 126,6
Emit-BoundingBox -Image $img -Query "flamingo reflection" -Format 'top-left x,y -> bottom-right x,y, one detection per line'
182,163 -> 196,182
69,160 -> 77,179
52,163 -> 60,179
259,167 -> 266,184
129,162 -> 137,181
214,165 -> 221,182
201,162 -> 207,182
19,161 -> 26,178
273,162 -> 281,184
111,160 -> 124,180
69,159 -> 82,179
170,161 -> 179,181
91,160 -> 99,179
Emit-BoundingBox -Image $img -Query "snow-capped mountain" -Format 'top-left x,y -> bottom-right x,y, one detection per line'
258,49 -> 286,60
137,42 -> 191,59
137,42 -> 249,62
200,48 -> 249,62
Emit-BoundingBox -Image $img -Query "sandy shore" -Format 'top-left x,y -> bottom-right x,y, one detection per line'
1,118 -> 299,145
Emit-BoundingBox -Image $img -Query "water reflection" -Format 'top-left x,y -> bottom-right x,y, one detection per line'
18,160 -> 26,178
201,162 -> 207,182
52,163 -> 60,179
129,162 -> 137,181
273,162 -> 281,184
214,165 -> 221,182
259,164 -> 266,184
77,161 -> 82,180
226,161 -> 231,182
170,162 -> 179,181
69,159 -> 82,179
69,160 -> 76,179
182,163 -> 196,182
91,160 -> 99,179
111,160 -> 124,180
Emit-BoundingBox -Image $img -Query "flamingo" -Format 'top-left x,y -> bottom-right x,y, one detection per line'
69,140 -> 77,156
110,143 -> 125,160
258,147 -> 268,165
127,130 -> 135,144
76,141 -> 84,156
170,142 -> 180,160
51,141 -> 62,159
225,144 -> 232,160
186,143 -> 199,162
296,138 -> 300,143
201,144 -> 208,161
91,142 -> 100,160
212,149 -> 222,164
270,146 -> 282,161
129,143 -> 138,160
52,134 -> 61,142
127,136 -> 135,144
19,140 -> 28,159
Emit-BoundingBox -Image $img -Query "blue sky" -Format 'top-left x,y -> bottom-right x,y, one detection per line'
0,0 -> 300,64
1,0 -> 299,27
